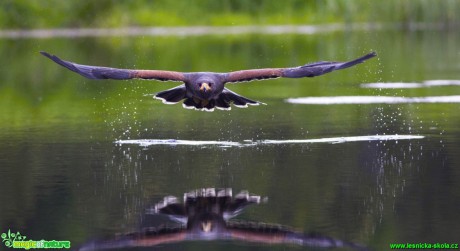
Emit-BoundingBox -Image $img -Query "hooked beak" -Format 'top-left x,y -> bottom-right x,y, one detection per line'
200,82 -> 211,92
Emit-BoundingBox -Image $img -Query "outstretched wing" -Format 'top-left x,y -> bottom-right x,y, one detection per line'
40,51 -> 187,82
77,225 -> 369,251
77,227 -> 187,251
225,51 -> 377,83
227,222 -> 370,250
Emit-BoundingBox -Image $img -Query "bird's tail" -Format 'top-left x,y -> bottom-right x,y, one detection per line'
155,86 -> 262,111
182,88 -> 263,111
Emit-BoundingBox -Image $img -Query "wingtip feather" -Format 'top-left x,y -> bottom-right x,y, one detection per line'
40,51 -> 54,60
362,51 -> 377,60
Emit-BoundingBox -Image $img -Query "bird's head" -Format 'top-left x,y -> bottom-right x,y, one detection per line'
199,82 -> 212,93
194,80 -> 216,100
190,75 -> 224,100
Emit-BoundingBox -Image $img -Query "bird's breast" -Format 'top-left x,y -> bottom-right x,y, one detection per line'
193,97 -> 210,107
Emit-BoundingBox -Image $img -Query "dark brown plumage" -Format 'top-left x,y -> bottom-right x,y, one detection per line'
41,51 -> 376,111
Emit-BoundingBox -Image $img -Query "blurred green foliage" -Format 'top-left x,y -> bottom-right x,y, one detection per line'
0,0 -> 459,29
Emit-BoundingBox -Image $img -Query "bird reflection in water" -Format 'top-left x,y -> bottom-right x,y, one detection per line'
79,188 -> 369,250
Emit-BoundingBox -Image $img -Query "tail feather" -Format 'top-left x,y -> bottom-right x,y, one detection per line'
182,98 -> 216,112
214,97 -> 231,110
182,98 -> 196,109
155,86 -> 261,111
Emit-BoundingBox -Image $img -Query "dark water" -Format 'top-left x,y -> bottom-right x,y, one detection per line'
1,27 -> 460,250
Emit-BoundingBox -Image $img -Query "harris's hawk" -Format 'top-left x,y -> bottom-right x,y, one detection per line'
41,51 -> 376,111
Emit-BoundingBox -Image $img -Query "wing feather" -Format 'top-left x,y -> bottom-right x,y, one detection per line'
77,228 -> 187,251
224,68 -> 284,83
40,51 -> 186,82
227,222 -> 369,250
225,52 -> 376,83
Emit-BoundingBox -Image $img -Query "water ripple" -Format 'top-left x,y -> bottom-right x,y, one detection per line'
361,80 -> 460,89
115,135 -> 424,147
115,139 -> 243,147
286,95 -> 460,105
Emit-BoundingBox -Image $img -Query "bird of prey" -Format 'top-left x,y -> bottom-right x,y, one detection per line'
77,188 -> 369,251
41,51 -> 376,112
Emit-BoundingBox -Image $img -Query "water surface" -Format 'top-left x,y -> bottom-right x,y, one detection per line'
1,27 -> 459,250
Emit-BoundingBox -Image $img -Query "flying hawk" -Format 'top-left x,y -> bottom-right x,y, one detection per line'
41,51 -> 376,111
